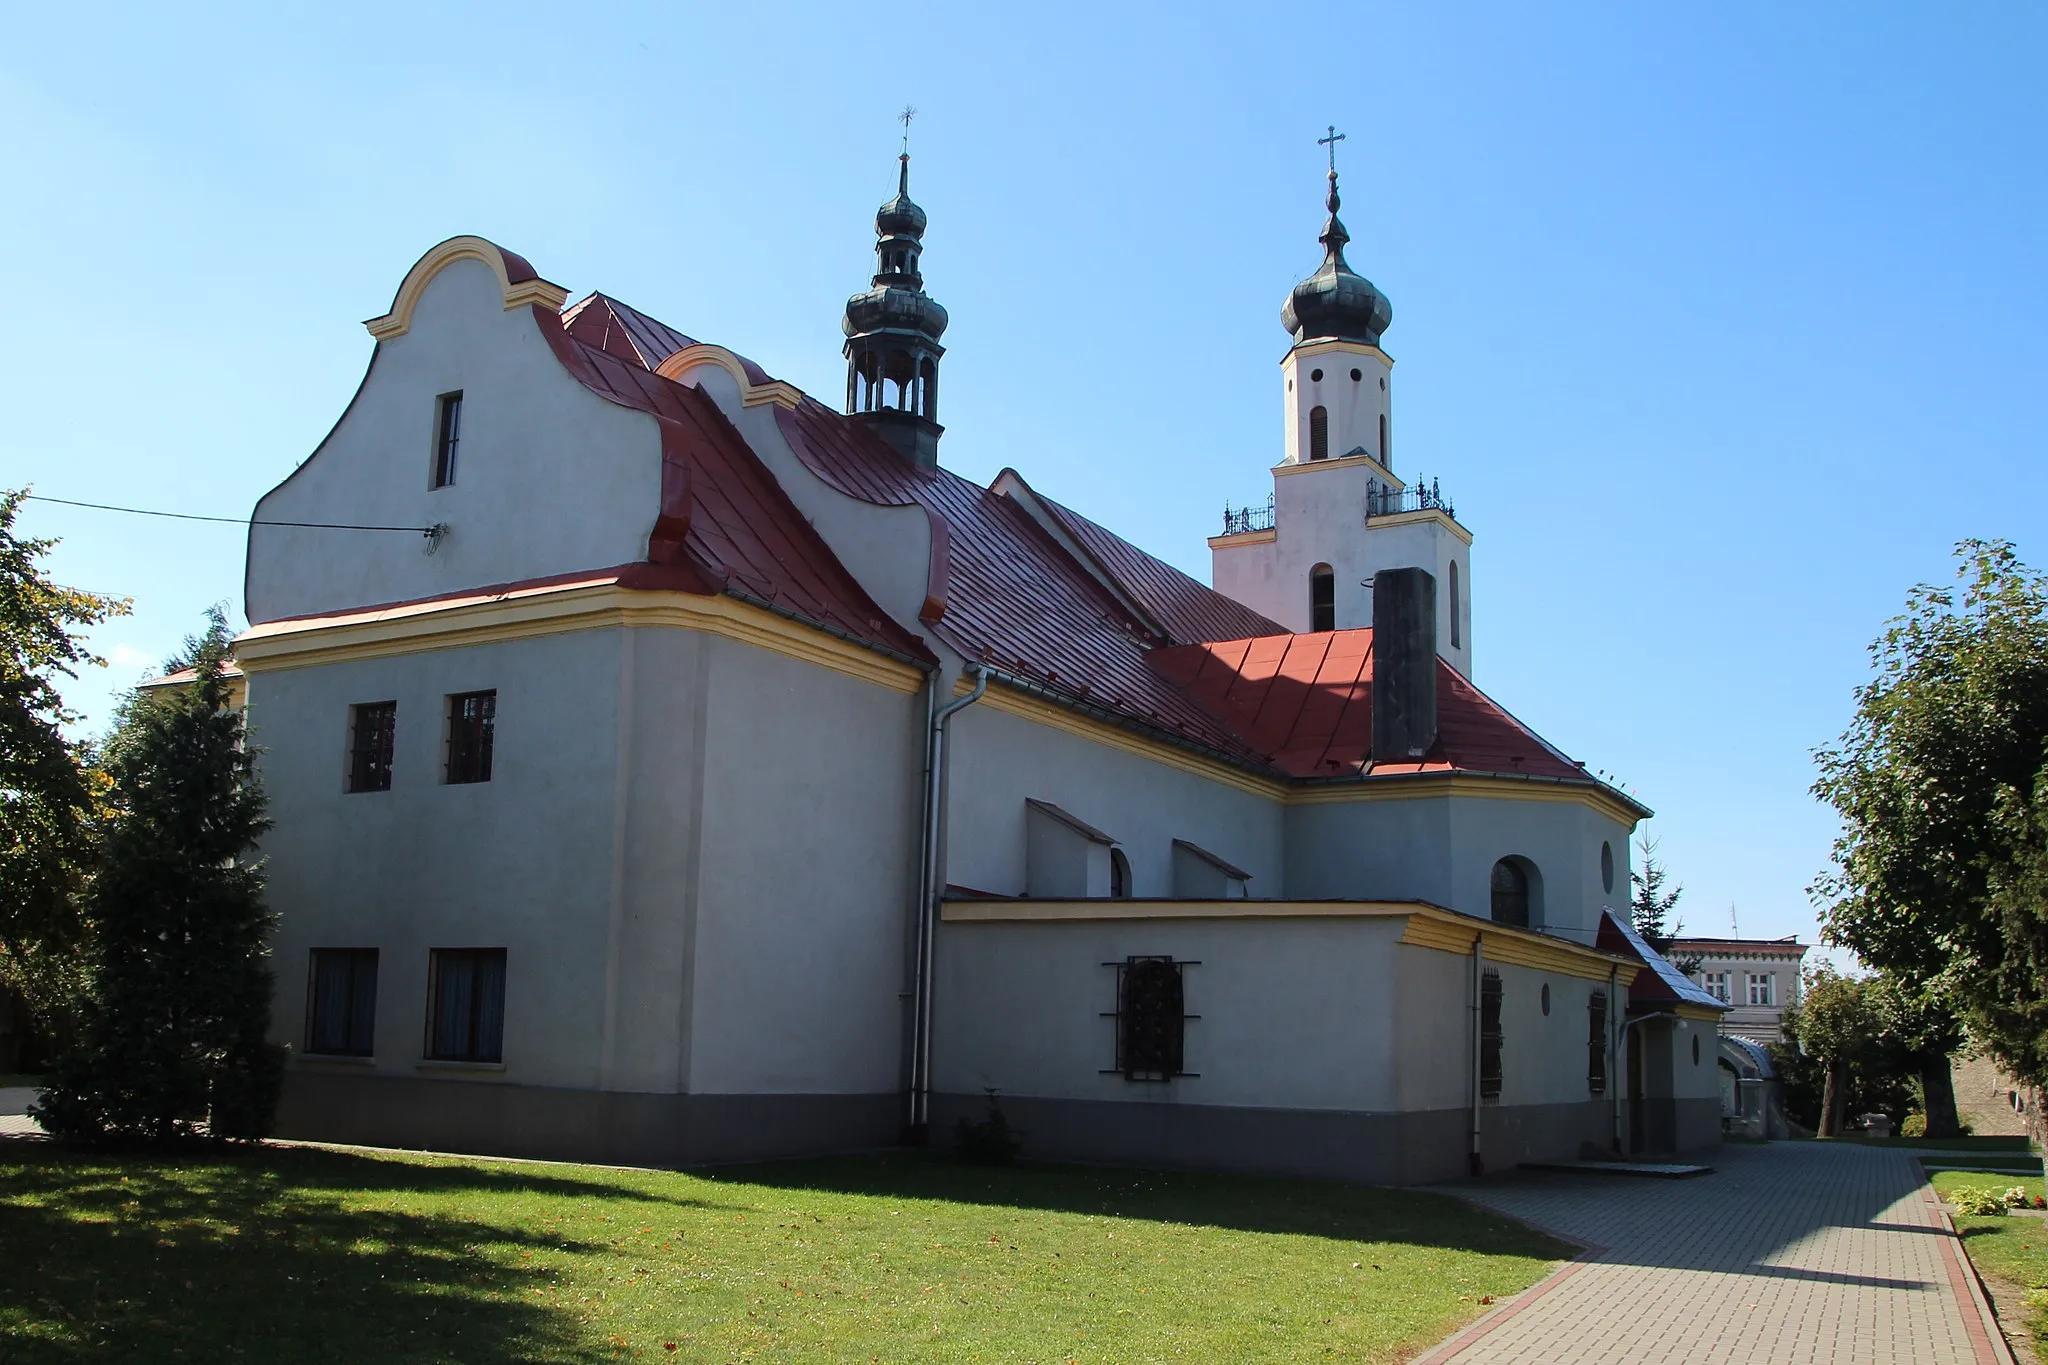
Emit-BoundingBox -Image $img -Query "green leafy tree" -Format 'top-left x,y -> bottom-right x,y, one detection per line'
1812,540 -> 2048,1095
1866,970 -> 1965,1138
35,611 -> 283,1143
1793,965 -> 1876,1137
0,487 -> 129,1041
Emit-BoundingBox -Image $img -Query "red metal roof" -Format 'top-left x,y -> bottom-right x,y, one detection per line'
1598,910 -> 1732,1012
1149,630 -> 1588,781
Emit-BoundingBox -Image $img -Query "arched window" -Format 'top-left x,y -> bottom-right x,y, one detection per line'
1449,561 -> 1462,648
1378,413 -> 1389,467
1310,564 -> 1335,632
1308,405 -> 1329,461
1110,848 -> 1132,900
1491,859 -> 1531,927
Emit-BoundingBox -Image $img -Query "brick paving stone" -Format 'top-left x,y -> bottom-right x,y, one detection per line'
1418,1141 -> 2011,1364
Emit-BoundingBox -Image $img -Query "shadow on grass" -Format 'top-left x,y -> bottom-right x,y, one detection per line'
709,1150 -> 1572,1259
0,1142 -> 728,1364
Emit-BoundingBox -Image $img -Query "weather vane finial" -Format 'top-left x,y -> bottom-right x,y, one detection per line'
900,104 -> 918,156
1318,124 -> 1346,177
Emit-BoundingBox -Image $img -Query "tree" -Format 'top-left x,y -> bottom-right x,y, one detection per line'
1794,964 -> 1875,1137
1630,834 -> 1699,972
1812,539 -> 2048,1094
0,487 -> 128,1040
1866,970 -> 1965,1138
34,611 -> 283,1143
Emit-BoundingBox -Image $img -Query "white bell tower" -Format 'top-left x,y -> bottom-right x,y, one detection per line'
1210,132 -> 1474,677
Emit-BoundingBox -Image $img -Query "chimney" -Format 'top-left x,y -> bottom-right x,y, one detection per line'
1372,567 -> 1438,762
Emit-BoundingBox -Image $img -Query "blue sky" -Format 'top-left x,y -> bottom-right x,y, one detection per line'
3,3 -> 2041,952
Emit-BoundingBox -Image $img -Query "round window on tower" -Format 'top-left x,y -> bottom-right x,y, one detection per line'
1311,368 -> 1323,383
1540,983 -> 1551,1016
1379,377 -> 1387,391
1350,368 -> 1362,381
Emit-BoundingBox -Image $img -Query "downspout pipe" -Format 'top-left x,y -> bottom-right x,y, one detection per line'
1469,935 -> 1485,1176
907,663 -> 987,1141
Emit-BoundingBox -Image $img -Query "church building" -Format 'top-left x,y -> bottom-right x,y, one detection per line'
233,143 -> 1723,1183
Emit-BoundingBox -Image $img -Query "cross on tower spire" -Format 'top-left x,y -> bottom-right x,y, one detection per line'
899,104 -> 917,155
1318,124 -> 1346,176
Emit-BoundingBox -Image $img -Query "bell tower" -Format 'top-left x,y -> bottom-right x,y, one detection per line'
1210,129 -> 1475,676
843,111 -> 949,467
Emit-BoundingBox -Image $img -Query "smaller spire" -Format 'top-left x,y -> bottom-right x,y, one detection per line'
1319,169 -> 1352,270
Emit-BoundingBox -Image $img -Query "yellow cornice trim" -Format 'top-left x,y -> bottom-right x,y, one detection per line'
1207,528 -> 1277,548
942,898 -> 1420,923
961,677 -> 1644,823
235,582 -> 924,695
1674,1002 -> 1726,1023
1366,506 -> 1474,547
1284,340 -> 1394,369
1274,449 -> 1402,483
364,236 -> 570,341
656,344 -> 804,410
1396,907 -> 1642,984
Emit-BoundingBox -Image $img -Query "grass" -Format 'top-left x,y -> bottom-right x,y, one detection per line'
1833,1134 -> 2038,1152
0,1143 -> 1569,1363
1934,1172 -> 2048,1350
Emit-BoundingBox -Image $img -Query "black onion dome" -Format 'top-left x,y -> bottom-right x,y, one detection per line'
876,155 -> 928,238
1281,171 -> 1392,345
842,285 -> 949,341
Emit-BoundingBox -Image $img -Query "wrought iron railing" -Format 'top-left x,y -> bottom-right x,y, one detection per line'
1365,478 -> 1454,521
1220,496 -> 1275,536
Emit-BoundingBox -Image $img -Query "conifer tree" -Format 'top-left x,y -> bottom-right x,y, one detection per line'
35,610 -> 283,1143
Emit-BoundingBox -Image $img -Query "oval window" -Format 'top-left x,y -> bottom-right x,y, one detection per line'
1540,983 -> 1551,1016
1311,368 -> 1324,383
1601,841 -> 1615,894
1350,368 -> 1362,381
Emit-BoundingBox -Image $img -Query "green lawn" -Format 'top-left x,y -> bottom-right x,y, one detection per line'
1933,1172 -> 2048,1348
0,1143 -> 1569,1363
1835,1134 -> 2037,1152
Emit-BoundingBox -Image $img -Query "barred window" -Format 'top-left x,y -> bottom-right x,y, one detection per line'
446,690 -> 496,784
306,948 -> 378,1056
1480,969 -> 1504,1101
1588,989 -> 1608,1096
431,391 -> 463,488
347,702 -> 396,793
1110,956 -> 1193,1082
426,948 -> 506,1063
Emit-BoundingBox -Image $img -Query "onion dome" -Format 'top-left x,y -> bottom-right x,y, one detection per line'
843,153 -> 948,342
1281,170 -> 1393,346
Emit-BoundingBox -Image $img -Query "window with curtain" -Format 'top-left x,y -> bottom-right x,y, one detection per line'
426,948 -> 506,1063
306,948 -> 378,1056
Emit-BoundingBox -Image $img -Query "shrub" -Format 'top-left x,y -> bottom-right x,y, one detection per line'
1901,1113 -> 1927,1138
1950,1186 -> 2010,1216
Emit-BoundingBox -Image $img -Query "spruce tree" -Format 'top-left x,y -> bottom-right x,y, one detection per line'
35,611 -> 283,1143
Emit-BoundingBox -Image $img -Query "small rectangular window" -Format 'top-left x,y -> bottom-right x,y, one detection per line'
347,701 -> 397,793
1587,989 -> 1608,1096
1480,969 -> 1504,1101
1747,973 -> 1774,1007
306,948 -> 378,1056
446,690 -> 496,784
431,391 -> 463,488
1702,970 -> 1731,1003
1110,956 -> 1192,1082
425,948 -> 506,1063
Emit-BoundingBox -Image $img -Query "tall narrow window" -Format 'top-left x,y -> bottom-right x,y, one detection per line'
1449,561 -> 1462,649
1587,989 -> 1608,1095
432,392 -> 463,489
306,948 -> 379,1057
1308,405 -> 1329,461
1378,412 -> 1389,468
1109,847 -> 1132,900
1310,564 -> 1335,632
347,701 -> 397,793
1480,969 -> 1504,1101
1490,859 -> 1530,927
1113,956 -> 1189,1081
426,948 -> 506,1063
446,690 -> 496,784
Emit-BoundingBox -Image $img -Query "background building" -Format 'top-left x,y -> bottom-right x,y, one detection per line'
1671,935 -> 1808,1045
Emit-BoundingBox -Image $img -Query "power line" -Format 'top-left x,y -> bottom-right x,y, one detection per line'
24,494 -> 441,535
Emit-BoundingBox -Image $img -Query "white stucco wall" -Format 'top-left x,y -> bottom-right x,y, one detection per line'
942,699 -> 1284,900
1281,343 -> 1391,468
246,257 -> 665,623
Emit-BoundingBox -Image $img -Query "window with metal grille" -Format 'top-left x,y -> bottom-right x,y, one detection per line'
1308,405 -> 1329,461
1480,969 -> 1504,1101
347,701 -> 396,793
446,690 -> 495,784
431,391 -> 463,488
425,948 -> 506,1063
1107,956 -> 1194,1082
1588,989 -> 1608,1095
305,948 -> 378,1056
1310,564 -> 1335,632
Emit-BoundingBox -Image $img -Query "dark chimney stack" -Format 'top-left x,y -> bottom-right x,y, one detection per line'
1372,567 -> 1438,763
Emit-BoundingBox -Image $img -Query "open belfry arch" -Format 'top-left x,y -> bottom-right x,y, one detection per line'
228,122 -> 1717,1185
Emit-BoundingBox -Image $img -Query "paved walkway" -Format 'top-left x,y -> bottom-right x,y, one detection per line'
1420,1141 -> 2012,1364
